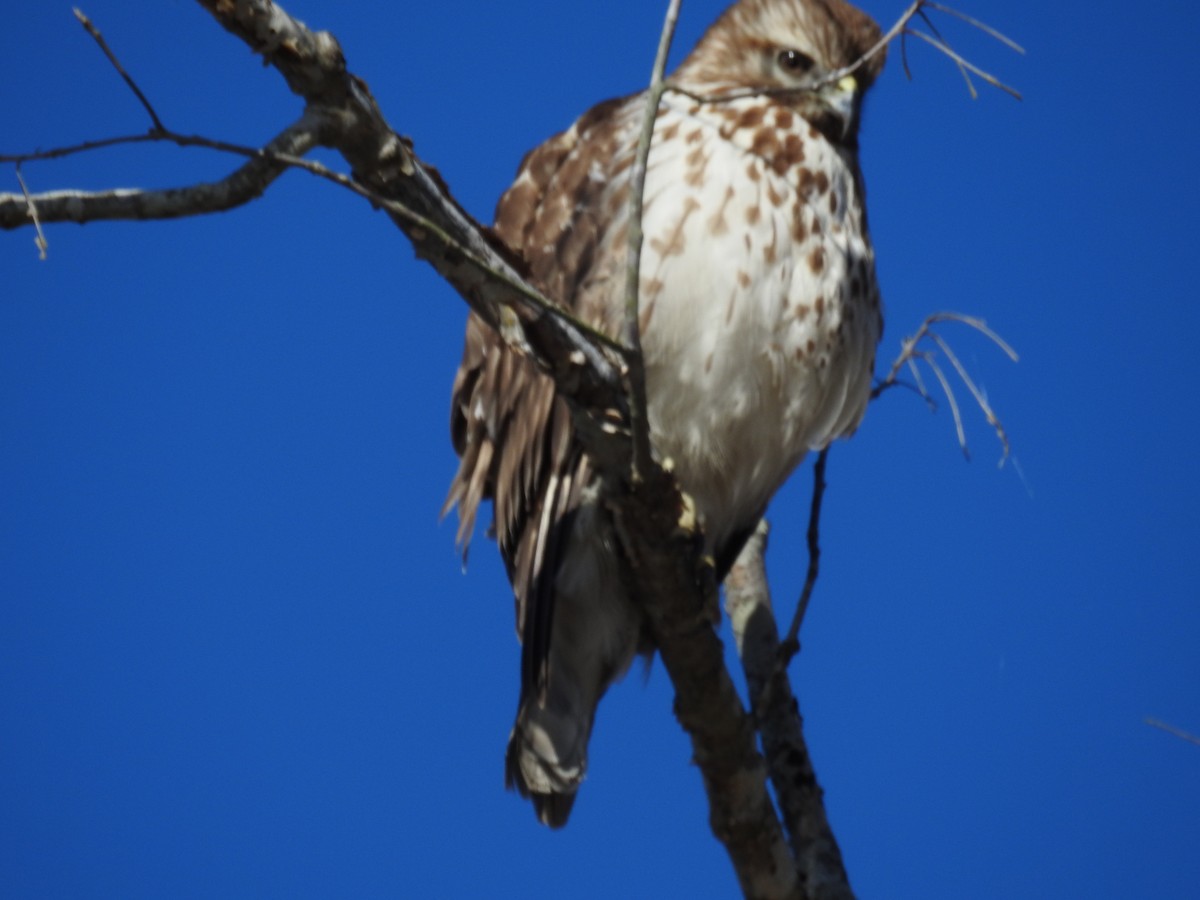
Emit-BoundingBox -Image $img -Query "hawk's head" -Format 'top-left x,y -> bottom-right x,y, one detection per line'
674,0 -> 886,145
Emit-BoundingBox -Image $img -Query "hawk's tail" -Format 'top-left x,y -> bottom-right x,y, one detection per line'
503,499 -> 648,828
505,706 -> 586,829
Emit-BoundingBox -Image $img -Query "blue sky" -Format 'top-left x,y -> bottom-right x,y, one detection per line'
3,1 -> 1198,897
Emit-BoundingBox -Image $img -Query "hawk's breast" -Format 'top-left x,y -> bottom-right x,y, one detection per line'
631,97 -> 882,549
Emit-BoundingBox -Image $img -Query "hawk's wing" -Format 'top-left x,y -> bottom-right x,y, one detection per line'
445,95 -> 638,698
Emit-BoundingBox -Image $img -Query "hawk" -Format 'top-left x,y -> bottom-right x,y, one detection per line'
445,0 -> 885,827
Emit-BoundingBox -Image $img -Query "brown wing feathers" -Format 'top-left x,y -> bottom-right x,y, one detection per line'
445,100 -> 630,698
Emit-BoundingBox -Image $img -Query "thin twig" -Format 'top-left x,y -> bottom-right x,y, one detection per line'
878,312 -> 1020,387
917,8 -> 977,99
1145,718 -> 1200,748
903,1 -> 1023,99
668,0 -> 1020,105
929,331 -> 1011,458
73,8 -> 165,131
904,27 -> 1022,99
363,186 -> 630,356
778,448 -> 829,666
257,150 -> 631,356
872,312 -> 1018,462
905,353 -> 935,408
623,0 -> 682,483
924,353 -> 968,458
14,167 -> 48,260
818,0 -> 919,88
0,122 -> 630,357
5,131 -> 279,168
666,0 -> 918,105
0,133 -> 161,164
924,1 -> 1026,54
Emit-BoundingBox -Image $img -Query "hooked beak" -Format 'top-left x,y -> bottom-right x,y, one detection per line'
821,74 -> 860,141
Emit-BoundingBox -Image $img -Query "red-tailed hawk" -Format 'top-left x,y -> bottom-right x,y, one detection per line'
446,0 -> 885,826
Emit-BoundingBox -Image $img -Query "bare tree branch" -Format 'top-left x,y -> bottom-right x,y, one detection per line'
3,136 -> 631,358
922,1 -> 1026,54
73,7 -> 166,131
613,469 -> 799,899
915,8 -> 978,98
874,312 -> 1018,461
1,133 -> 173,165
13,167 -> 47,260
780,449 -> 830,666
623,0 -> 682,484
175,0 -> 638,463
1,119 -> 322,229
903,27 -> 1021,99
726,523 -> 851,900
607,3 -> 801,894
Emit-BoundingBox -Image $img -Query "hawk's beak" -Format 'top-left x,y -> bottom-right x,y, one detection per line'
822,74 -> 860,140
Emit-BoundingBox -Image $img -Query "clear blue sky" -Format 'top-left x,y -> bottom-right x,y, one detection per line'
3,1 -> 1198,897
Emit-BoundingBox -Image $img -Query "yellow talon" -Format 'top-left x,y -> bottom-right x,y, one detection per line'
677,491 -> 697,532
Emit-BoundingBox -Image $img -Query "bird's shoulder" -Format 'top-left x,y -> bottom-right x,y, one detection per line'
493,93 -> 642,312
445,93 -> 641,586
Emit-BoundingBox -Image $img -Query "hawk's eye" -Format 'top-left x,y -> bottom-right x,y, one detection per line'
777,49 -> 815,75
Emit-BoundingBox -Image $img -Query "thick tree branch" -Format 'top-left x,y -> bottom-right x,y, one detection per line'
612,466 -> 798,899
181,0 -> 639,470
726,523 -> 851,900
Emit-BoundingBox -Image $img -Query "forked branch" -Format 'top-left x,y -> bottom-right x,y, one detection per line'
873,312 -> 1019,461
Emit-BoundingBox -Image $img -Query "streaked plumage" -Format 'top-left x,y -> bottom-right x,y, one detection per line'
445,0 -> 885,826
